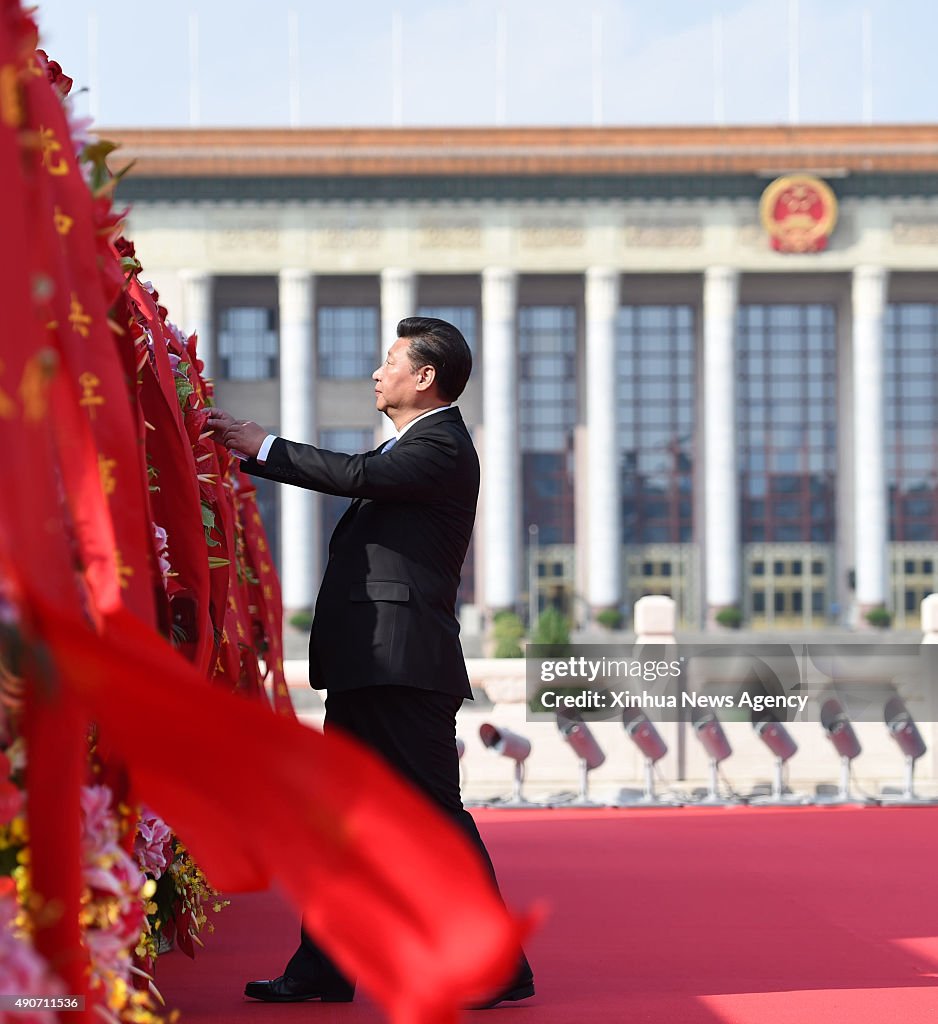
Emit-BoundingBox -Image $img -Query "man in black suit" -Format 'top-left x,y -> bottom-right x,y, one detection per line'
207,317 -> 533,1008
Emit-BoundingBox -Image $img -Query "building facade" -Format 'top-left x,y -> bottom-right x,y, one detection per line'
111,125 -> 938,632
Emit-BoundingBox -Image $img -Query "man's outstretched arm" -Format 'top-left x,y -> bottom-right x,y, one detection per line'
207,408 -> 463,502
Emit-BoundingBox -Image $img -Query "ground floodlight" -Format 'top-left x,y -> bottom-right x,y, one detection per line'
553,712 -> 607,807
884,697 -> 926,760
477,723 -> 533,807
691,708 -> 734,804
620,708 -> 674,805
751,709 -> 805,805
883,697 -> 927,801
622,707 -> 667,762
817,696 -> 864,804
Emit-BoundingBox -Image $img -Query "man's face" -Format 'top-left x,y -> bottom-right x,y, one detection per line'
373,336 -> 417,417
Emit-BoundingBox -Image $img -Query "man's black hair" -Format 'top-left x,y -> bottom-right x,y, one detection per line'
397,316 -> 472,401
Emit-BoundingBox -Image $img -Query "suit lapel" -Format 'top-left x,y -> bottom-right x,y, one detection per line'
327,416 -> 463,555
328,444 -> 382,554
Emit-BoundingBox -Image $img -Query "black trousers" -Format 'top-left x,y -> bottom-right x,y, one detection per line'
285,685 -> 502,983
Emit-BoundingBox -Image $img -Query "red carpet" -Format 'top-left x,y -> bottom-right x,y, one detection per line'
155,806 -> 938,1023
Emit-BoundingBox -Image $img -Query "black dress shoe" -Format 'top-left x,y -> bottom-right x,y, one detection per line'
244,974 -> 355,1003
468,968 -> 535,1010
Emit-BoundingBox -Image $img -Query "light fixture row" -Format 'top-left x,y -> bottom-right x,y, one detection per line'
468,697 -> 932,808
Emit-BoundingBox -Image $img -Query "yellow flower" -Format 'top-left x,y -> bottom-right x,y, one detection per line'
107,975 -> 128,1012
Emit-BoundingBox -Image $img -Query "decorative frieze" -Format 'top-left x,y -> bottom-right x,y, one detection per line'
518,220 -> 585,249
892,217 -> 938,245
623,220 -> 702,248
417,220 -> 482,249
317,220 -> 382,250
210,226 -> 279,253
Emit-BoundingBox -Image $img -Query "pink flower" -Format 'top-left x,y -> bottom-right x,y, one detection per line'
135,812 -> 173,880
84,854 -> 147,979
0,888 -> 62,1023
79,785 -> 114,860
80,786 -> 149,984
152,523 -> 172,581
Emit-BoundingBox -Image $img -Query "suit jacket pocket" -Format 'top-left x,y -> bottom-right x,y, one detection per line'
349,581 -> 410,602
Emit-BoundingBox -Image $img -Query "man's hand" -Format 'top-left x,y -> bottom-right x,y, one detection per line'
206,408 -> 268,459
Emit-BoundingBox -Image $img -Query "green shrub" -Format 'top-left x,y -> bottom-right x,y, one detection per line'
533,606 -> 571,651
714,605 -> 743,630
288,609 -> 314,631
865,606 -> 891,629
492,610 -> 525,658
595,607 -> 624,631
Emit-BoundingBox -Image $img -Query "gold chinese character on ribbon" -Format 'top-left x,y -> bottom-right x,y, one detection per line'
114,549 -> 134,590
38,125 -> 69,176
69,294 -> 92,337
98,454 -> 117,496
53,206 -> 74,236
78,372 -> 104,419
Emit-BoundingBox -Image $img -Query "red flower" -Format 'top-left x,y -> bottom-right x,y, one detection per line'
35,49 -> 73,97
0,780 -> 22,826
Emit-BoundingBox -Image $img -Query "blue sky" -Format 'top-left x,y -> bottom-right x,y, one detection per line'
33,0 -> 938,128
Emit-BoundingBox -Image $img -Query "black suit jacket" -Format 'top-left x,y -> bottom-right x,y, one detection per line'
243,407 -> 478,698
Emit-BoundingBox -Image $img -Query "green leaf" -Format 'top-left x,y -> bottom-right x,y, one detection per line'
175,373 -> 195,409
81,139 -> 118,163
80,138 -> 119,193
208,556 -> 230,570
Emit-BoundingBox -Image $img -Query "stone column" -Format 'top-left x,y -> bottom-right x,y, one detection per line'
179,269 -> 214,380
852,265 -> 889,617
703,266 -> 740,623
585,267 -> 621,614
379,268 -> 417,442
278,269 -> 318,611
482,268 -> 519,613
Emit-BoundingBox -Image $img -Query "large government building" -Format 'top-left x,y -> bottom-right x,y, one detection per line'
110,125 -> 938,633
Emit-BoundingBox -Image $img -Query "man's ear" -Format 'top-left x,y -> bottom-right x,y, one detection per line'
414,364 -> 436,392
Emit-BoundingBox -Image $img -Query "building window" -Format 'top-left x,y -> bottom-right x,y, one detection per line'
319,429 -> 374,569
617,305 -> 695,544
519,306 -> 577,546
217,307 -> 278,380
417,306 -> 478,355
738,304 -> 837,542
885,303 -> 938,540
318,307 -> 378,379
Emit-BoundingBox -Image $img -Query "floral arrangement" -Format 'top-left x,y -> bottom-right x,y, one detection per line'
0,7 -> 283,1022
